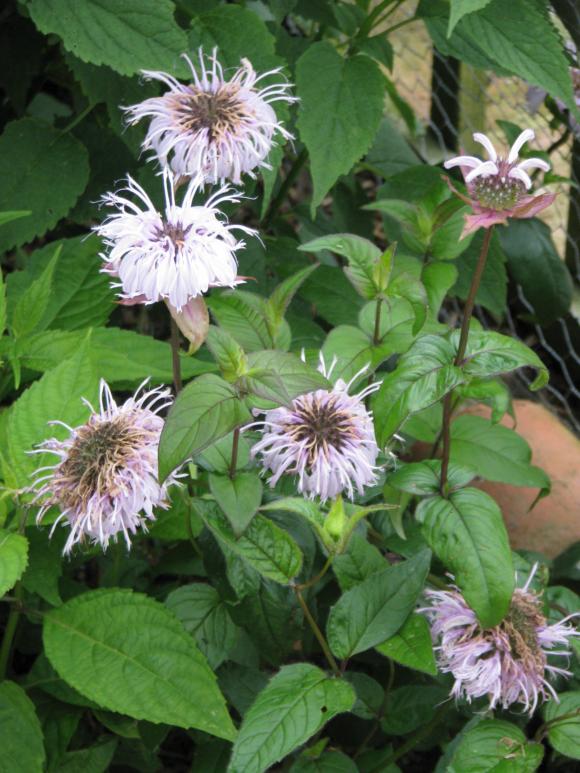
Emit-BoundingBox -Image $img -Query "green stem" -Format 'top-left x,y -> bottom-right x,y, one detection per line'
0,583 -> 22,681
373,297 -> 383,345
534,709 -> 580,742
262,148 -> 308,229
61,103 -> 95,134
296,556 -> 333,591
229,426 -> 240,479
170,316 -> 183,394
294,587 -> 341,677
382,14 -> 419,36
440,227 -> 493,494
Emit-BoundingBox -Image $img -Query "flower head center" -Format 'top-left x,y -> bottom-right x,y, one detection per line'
179,87 -> 248,142
155,219 -> 192,250
57,416 -> 153,506
473,164 -> 525,211
286,395 -> 356,466
501,590 -> 546,674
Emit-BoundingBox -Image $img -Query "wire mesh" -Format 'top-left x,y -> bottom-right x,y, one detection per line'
389,0 -> 580,433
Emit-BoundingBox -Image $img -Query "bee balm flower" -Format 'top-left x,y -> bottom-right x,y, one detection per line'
30,380 -> 181,554
444,129 -> 555,238
95,170 -> 255,312
125,48 -> 296,184
251,357 -> 381,502
422,567 -> 579,713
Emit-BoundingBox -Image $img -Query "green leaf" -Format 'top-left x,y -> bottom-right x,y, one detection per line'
21,528 -> 62,606
381,685 -> 448,736
244,350 -> 329,408
209,472 -> 263,536
0,681 -> 45,773
459,330 -> 548,390
165,583 -> 239,669
364,117 -> 417,178
417,488 -> 514,626
198,502 -> 303,584
333,534 -> 386,592
158,374 -> 251,482
544,691 -> 580,761
260,497 -> 327,546
372,335 -> 465,445
299,265 -> 364,327
0,530 -> 28,598
450,414 -> 550,494
421,0 -> 576,113
376,613 -> 437,676
266,263 -> 320,338
3,339 -> 99,489
205,326 -> 248,381
321,325 -> 390,386
498,218 -> 573,325
7,235 -> 114,332
447,719 -> 544,772
27,0 -> 188,77
0,119 -> 89,253
188,4 -> 278,71
388,273 -> 428,336
207,291 -> 274,352
0,210 -> 31,227
388,460 -> 475,496
326,549 -> 431,659
11,244 -> 61,338
228,663 -> 355,773
448,0 -> 493,35
18,327 -> 213,385
296,43 -> 384,212
43,588 -> 236,740
57,739 -> 117,773
300,234 -> 381,300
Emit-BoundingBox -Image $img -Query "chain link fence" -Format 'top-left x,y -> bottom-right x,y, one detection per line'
389,1 -> 580,433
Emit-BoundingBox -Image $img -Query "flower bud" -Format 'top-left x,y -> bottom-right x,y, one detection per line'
166,296 -> 209,354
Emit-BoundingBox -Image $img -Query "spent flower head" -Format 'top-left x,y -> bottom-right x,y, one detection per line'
422,566 -> 579,714
250,355 -> 381,502
94,169 -> 255,312
30,380 -> 181,554
125,47 -> 297,184
444,129 -> 555,238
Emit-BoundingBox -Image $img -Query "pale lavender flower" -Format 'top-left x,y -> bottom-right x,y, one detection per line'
250,356 -> 381,502
30,380 -> 181,554
124,47 -> 296,184
422,566 -> 579,714
443,129 -> 554,238
94,170 -> 255,312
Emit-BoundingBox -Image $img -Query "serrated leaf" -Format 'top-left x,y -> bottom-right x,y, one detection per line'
0,119 -> 89,253
209,472 -> 263,536
381,685 -> 448,736
158,374 -> 251,482
244,350 -> 330,408
0,682 -> 45,773
450,414 -> 550,496
326,550 -> 431,659
388,273 -> 427,335
300,234 -> 381,300
0,210 -> 31,227
43,588 -> 236,739
290,751 -> 358,773
417,488 -> 514,627
448,0 -> 493,35
459,330 -> 548,390
228,663 -> 355,773
21,528 -> 63,606
376,613 -> 437,675
11,245 -> 61,338
165,583 -> 239,669
447,719 -> 543,772
7,235 -> 114,332
321,325 -> 391,386
207,291 -> 274,352
372,335 -> 465,445
296,43 -> 384,212
26,0 -> 188,77
206,326 -> 247,381
18,326 -> 214,385
260,497 -> 326,543
333,534 -> 386,592
3,339 -> 99,489
57,739 -> 117,773
0,530 -> 28,597
198,501 -> 302,584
